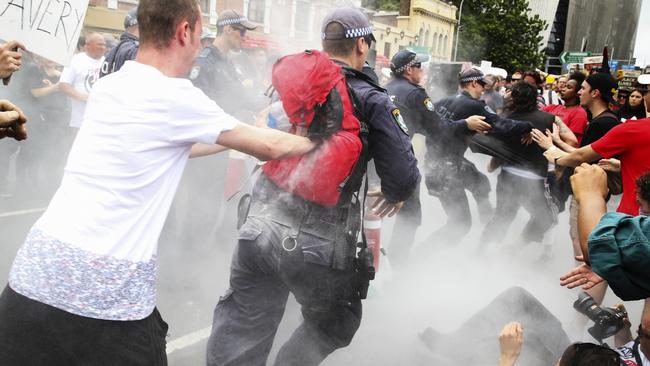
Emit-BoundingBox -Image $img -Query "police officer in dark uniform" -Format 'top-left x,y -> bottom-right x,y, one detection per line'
99,8 -> 139,78
206,8 -> 420,366
189,9 -> 266,121
423,68 -> 533,245
384,49 -> 491,266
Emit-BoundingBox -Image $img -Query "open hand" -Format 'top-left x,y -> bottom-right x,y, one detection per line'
531,128 -> 553,150
560,264 -> 605,290
367,190 -> 403,218
465,115 -> 491,133
598,158 -> 621,173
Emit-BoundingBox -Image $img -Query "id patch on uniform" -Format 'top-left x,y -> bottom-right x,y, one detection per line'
189,65 -> 201,80
484,105 -> 496,114
392,108 -> 408,134
424,97 -> 435,111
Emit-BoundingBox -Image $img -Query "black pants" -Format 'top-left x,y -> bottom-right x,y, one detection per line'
207,216 -> 361,366
0,286 -> 168,366
482,170 -> 556,244
424,158 -> 491,244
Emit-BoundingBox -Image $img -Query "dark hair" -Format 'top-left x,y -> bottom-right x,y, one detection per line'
558,343 -> 622,366
322,22 -> 357,57
137,0 -> 200,49
509,81 -> 538,113
636,172 -> 650,204
569,72 -> 586,86
523,70 -> 543,86
77,34 -> 86,51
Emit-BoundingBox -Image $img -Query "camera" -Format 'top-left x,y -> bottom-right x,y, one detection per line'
573,292 -> 626,342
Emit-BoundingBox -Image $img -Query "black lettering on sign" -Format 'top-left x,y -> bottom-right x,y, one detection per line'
29,0 -> 46,28
1,0 -> 25,29
54,0 -> 70,45
36,0 -> 55,34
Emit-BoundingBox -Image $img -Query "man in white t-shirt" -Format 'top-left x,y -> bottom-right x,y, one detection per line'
615,302 -> 650,366
59,32 -> 105,128
0,1 -> 316,364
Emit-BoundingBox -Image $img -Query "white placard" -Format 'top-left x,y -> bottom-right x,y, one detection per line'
0,0 -> 89,66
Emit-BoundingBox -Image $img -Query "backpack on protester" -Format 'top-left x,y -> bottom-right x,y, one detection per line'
263,49 -> 368,207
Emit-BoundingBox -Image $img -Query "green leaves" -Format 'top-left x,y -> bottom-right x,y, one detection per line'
451,0 -> 548,73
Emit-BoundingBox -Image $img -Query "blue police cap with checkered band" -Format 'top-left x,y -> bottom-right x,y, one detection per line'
216,9 -> 257,30
321,7 -> 376,41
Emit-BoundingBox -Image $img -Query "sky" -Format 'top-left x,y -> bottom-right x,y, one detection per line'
633,0 -> 650,67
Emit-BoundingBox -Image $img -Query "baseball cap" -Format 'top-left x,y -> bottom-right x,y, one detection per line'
390,49 -> 429,74
124,7 -> 138,29
459,68 -> 490,85
585,72 -> 618,103
321,7 -> 375,42
638,73 -> 650,86
200,27 -> 216,40
216,9 -> 258,30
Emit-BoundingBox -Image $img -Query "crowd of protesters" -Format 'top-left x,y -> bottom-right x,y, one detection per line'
2,2 -> 650,365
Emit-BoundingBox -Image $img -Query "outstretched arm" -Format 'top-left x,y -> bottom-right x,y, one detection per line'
216,122 -> 316,161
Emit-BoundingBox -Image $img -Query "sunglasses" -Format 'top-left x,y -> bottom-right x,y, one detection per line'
411,63 -> 422,69
232,26 -> 247,37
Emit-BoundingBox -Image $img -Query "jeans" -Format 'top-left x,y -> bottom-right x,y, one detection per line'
206,216 -> 362,366
0,286 -> 168,366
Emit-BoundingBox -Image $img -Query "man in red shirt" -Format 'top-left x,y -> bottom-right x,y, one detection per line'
553,74 -> 650,215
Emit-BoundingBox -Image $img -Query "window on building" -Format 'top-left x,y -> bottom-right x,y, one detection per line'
442,36 -> 449,55
432,32 -> 438,54
248,0 -> 265,23
438,34 -> 443,54
384,42 -> 391,58
424,29 -> 430,49
418,28 -> 423,46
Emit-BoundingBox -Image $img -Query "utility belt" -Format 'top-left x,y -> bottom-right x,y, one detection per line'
247,174 -> 360,268
243,174 -> 374,298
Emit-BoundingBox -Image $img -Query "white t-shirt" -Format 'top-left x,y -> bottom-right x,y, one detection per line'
617,340 -> 649,366
59,52 -> 104,128
9,61 -> 239,320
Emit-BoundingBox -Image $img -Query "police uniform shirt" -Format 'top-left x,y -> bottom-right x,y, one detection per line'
385,77 -> 467,154
99,32 -> 139,78
434,91 -> 533,158
341,65 -> 420,203
190,45 -> 266,121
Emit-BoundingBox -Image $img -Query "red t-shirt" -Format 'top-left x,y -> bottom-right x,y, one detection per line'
542,104 -> 589,145
591,118 -> 650,215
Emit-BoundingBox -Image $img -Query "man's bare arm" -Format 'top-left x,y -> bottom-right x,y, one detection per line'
555,145 -> 602,168
189,143 -> 229,158
217,122 -> 316,161
59,82 -> 88,101
570,163 -> 609,263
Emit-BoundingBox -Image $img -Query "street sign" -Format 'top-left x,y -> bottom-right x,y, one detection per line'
559,51 -> 592,64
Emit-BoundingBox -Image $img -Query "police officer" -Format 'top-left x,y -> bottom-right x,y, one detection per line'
189,9 -> 265,121
384,49 -> 490,267
200,27 -> 216,49
423,68 -> 533,246
99,8 -> 139,78
206,7 -> 420,366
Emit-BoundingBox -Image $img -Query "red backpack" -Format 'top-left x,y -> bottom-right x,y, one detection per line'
262,50 -> 363,207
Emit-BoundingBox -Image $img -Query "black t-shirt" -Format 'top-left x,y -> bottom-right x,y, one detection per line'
581,110 -> 620,147
505,109 -> 555,177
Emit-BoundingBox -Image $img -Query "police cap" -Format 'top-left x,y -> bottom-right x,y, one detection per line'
217,9 -> 258,30
390,49 -> 429,74
321,7 -> 376,42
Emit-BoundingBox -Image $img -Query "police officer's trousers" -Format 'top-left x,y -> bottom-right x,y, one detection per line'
388,179 -> 422,268
424,158 -> 491,244
206,216 -> 361,366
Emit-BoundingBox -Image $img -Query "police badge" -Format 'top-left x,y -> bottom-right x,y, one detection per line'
189,65 -> 201,80
392,108 -> 408,134
424,97 -> 435,111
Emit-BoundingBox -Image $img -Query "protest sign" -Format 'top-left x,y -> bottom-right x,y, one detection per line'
1,0 -> 89,65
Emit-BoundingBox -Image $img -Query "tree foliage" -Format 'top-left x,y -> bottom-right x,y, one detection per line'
450,0 -> 547,73
375,0 -> 400,12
